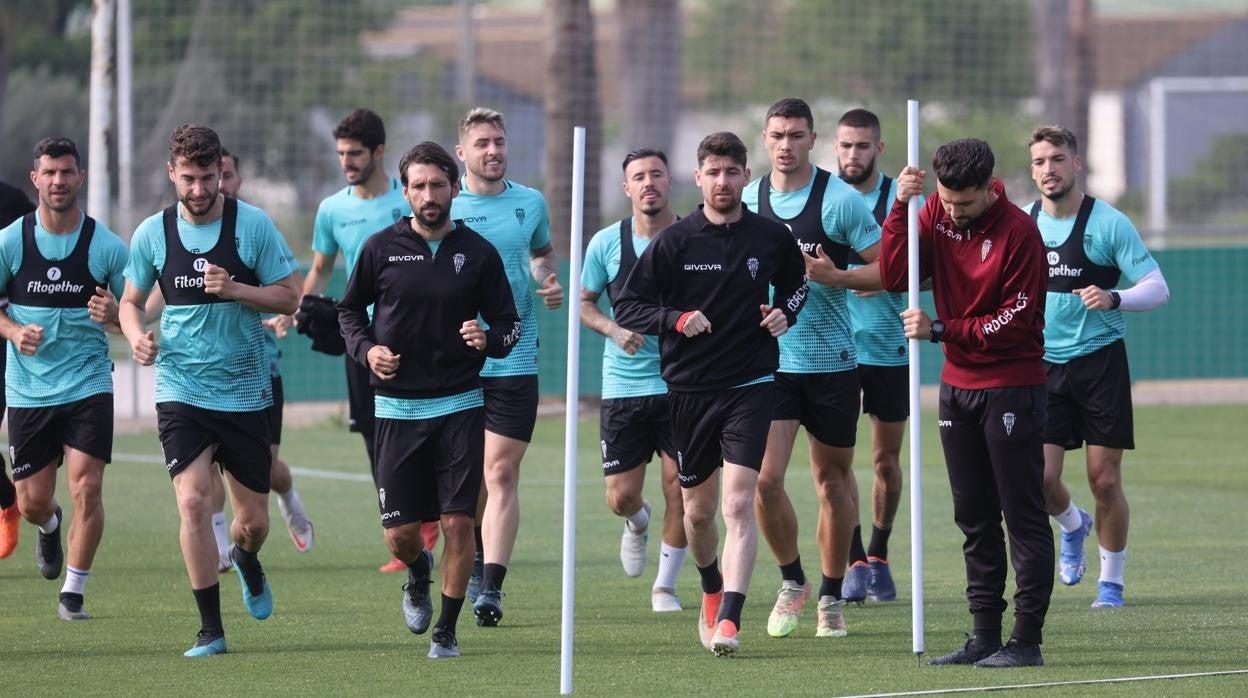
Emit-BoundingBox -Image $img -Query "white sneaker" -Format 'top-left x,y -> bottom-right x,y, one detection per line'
278,490 -> 315,552
815,595 -> 848,637
217,551 -> 234,574
651,587 -> 682,612
619,502 -> 650,577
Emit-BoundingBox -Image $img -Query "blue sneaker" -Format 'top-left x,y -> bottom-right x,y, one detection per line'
473,588 -> 504,627
184,631 -> 227,657
230,546 -> 273,620
866,557 -> 897,602
1091,581 -> 1124,608
1059,508 -> 1093,586
842,560 -> 869,603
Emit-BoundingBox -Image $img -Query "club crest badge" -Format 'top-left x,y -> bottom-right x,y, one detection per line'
981,238 -> 993,262
391,207 -> 403,222
747,257 -> 759,280
378,488 -> 386,508
1003,412 -> 1016,436
514,208 -> 526,226
453,252 -> 466,275
601,440 -> 608,459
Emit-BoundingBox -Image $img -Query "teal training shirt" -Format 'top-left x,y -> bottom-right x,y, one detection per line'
311,178 -> 409,276
450,179 -> 551,377
125,200 -> 297,412
742,171 -> 880,374
848,172 -> 911,367
0,212 -> 128,407
581,218 -> 667,399
375,387 -> 484,421
1023,197 -> 1158,364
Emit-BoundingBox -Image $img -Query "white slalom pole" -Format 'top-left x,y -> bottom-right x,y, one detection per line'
906,99 -> 925,659
560,126 -> 586,695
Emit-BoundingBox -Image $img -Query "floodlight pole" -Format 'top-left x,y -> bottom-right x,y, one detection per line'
906,99 -> 925,660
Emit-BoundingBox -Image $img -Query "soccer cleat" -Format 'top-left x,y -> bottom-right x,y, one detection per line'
230,546 -> 273,620
183,630 -> 227,657
842,560 -> 869,603
927,632 -> 1003,666
710,619 -> 739,657
278,494 -> 315,553
1091,581 -> 1124,608
973,638 -> 1044,668
217,552 -> 234,574
428,628 -> 460,659
651,587 -> 682,613
815,596 -> 848,637
35,505 -> 64,580
697,591 -> 722,650
0,504 -> 20,559
57,592 -> 91,620
420,521 -> 441,554
619,501 -> 651,577
1059,507 -> 1093,586
466,551 -> 484,603
379,557 -> 406,573
473,588 -> 504,627
766,579 -> 811,637
402,550 -> 434,634
867,556 -> 897,602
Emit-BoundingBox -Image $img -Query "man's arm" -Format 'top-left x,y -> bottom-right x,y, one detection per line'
878,166 -> 931,292
119,280 -> 159,365
301,251 -> 336,298
530,243 -> 564,310
613,238 -> 684,335
806,242 -> 884,291
336,243 -> 378,368
940,230 -> 1046,351
204,268 -> 299,315
580,289 -> 645,355
478,250 -> 523,359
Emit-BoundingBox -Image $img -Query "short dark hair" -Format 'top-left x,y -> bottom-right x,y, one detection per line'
221,147 -> 240,170
696,132 -> 748,168
621,148 -> 668,172
932,138 -> 995,190
765,97 -> 814,131
32,137 -> 82,170
1029,125 -> 1079,154
334,108 -> 386,151
399,142 -> 459,186
169,124 -> 222,168
837,108 -> 881,139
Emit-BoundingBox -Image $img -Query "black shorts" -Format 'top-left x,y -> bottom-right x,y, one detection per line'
374,408 -> 485,528
157,402 -> 272,494
7,393 -> 114,480
267,376 -> 284,446
483,375 -> 538,443
773,371 -> 860,448
346,355 -> 375,436
859,363 -> 910,423
669,382 -> 774,489
599,394 -> 675,476
1045,339 -> 1135,451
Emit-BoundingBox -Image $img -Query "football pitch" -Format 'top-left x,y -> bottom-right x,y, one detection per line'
3,403 -> 1247,696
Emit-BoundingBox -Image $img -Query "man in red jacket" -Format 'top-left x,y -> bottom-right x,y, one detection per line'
878,139 -> 1052,668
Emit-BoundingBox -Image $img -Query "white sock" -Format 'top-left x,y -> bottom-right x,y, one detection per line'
278,487 -> 297,511
38,510 -> 60,534
625,501 -> 650,533
1054,501 -> 1084,533
1099,546 -> 1126,585
61,566 -> 90,595
211,511 -> 230,557
653,542 -> 687,591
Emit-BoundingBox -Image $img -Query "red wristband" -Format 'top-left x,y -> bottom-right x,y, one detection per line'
675,311 -> 696,333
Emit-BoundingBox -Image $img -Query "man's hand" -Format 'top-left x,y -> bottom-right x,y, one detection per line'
87,286 -> 119,325
461,320 -> 487,351
676,310 -> 711,337
609,324 -> 645,355
1073,286 -> 1114,310
367,345 -> 401,380
130,330 -> 159,365
203,263 -> 237,299
536,273 -> 563,310
759,305 -> 789,338
896,166 -> 926,204
263,313 -> 293,338
901,307 -> 933,340
10,323 -> 44,356
805,244 -> 848,286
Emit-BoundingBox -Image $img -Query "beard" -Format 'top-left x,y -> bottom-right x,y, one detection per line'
345,156 -> 377,185
839,154 -> 876,186
180,190 -> 216,216
42,190 -> 77,213
1041,178 -> 1075,202
415,204 -> 451,231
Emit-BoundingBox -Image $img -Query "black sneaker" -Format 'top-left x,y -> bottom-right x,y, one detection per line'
974,638 -> 1044,668
927,632 -> 1003,665
58,591 -> 90,620
36,505 -> 64,580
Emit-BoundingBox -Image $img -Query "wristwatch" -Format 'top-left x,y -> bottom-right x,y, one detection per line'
929,319 -> 945,343
1109,291 -> 1122,309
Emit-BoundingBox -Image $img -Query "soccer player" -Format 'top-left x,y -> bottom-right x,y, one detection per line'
339,141 -> 520,659
1025,125 -> 1170,608
0,178 -> 36,559
301,109 -> 417,573
741,98 -> 881,638
119,124 -> 300,657
879,139 -> 1053,668
836,108 -> 916,603
580,148 -> 687,612
450,107 -> 563,626
0,138 -> 127,619
616,131 -> 808,657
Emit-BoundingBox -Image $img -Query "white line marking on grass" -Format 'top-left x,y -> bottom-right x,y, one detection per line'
838,669 -> 1248,697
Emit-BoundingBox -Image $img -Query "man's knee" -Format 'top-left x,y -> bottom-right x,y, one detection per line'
385,524 -> 424,560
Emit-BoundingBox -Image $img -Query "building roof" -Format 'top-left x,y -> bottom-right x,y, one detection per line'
1093,12 -> 1246,90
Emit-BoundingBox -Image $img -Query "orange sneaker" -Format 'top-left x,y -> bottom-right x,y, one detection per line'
0,505 -> 20,559
697,591 -> 723,650
420,521 -> 440,553
711,618 -> 739,657
379,556 -> 406,573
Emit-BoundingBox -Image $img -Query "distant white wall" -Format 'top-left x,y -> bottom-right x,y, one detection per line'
1087,90 -> 1126,202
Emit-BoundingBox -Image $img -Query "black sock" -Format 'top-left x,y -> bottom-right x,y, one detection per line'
779,556 -> 806,586
59,591 -> 84,607
848,525 -> 867,565
192,584 -> 224,636
473,527 -> 484,558
0,456 -> 15,509
719,591 -> 746,627
437,594 -> 465,635
696,559 -> 723,595
867,525 -> 892,560
819,575 -> 843,600
407,552 -> 431,580
231,546 -> 265,595
482,563 -> 507,592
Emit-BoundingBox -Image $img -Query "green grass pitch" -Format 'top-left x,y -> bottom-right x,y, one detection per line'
3,403 -> 1247,695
